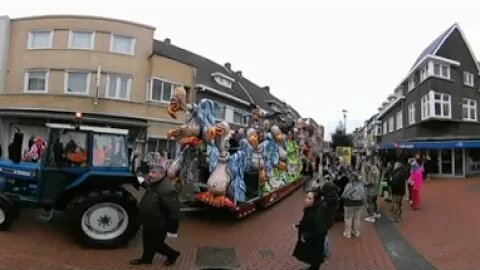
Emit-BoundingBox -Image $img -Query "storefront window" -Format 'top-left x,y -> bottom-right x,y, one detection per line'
468,149 -> 480,173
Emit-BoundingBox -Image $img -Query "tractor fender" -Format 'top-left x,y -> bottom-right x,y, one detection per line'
64,170 -> 139,191
0,192 -> 14,206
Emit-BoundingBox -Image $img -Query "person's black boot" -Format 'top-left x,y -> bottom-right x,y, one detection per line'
129,259 -> 152,265
163,251 -> 180,266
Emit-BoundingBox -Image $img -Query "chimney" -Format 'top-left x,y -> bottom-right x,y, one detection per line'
164,38 -> 171,45
224,62 -> 231,70
264,86 -> 270,92
236,71 -> 242,77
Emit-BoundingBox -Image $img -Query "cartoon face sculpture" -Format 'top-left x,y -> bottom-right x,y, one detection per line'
251,105 -> 262,121
207,121 -> 231,141
167,86 -> 187,119
246,128 -> 259,149
270,125 -> 285,144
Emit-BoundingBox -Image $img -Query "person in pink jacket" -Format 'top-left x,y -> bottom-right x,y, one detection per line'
409,162 -> 423,210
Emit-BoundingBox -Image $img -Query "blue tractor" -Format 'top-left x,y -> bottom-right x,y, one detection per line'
0,122 -> 140,248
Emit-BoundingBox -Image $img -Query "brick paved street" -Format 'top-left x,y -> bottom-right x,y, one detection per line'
0,187 -> 393,270
396,177 -> 480,270
3,178 -> 478,270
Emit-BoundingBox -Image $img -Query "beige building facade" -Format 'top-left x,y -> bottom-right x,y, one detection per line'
0,15 -> 196,156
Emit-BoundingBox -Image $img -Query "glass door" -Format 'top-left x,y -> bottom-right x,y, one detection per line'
440,149 -> 453,175
454,148 -> 464,176
428,150 -> 439,174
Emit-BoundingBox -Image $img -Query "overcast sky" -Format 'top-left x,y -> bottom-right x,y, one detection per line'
3,0 -> 480,139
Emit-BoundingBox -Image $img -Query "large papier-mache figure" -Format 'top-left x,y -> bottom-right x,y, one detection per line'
165,88 -> 304,210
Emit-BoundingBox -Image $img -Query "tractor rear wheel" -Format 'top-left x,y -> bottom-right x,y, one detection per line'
67,188 -> 138,248
0,197 -> 15,231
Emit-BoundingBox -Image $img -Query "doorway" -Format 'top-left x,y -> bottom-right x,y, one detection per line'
454,148 -> 464,176
440,149 -> 452,174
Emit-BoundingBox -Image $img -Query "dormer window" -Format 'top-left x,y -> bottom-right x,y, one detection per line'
432,62 -> 450,79
211,72 -> 235,89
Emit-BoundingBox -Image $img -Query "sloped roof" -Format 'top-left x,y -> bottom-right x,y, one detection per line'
410,24 -> 456,70
153,40 -> 252,103
153,39 -> 302,118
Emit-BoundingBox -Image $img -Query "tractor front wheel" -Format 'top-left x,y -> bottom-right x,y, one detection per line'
0,197 -> 15,231
67,189 -> 139,248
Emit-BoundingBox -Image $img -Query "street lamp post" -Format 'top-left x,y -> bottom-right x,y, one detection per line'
342,109 -> 348,133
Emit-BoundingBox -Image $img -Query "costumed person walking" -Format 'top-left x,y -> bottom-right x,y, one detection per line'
130,164 -> 181,266
293,187 -> 336,270
409,161 -> 423,210
341,172 -> 366,238
390,162 -> 409,221
365,162 -> 381,223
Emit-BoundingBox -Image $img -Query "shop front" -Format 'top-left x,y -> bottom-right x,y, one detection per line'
379,140 -> 480,178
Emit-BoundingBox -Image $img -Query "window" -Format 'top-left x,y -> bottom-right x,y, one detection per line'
106,74 -> 131,100
432,62 -> 450,79
420,65 -> 429,82
28,30 -> 53,49
93,134 -> 128,167
462,98 -> 477,121
422,91 -> 451,119
110,34 -> 135,55
388,117 -> 394,133
214,76 -> 232,88
65,71 -> 90,94
408,102 -> 416,125
396,111 -> 403,130
47,130 -> 87,167
464,72 -> 474,87
68,30 -> 94,49
433,92 -> 451,118
382,121 -> 387,135
24,70 -> 49,92
233,111 -> 245,125
421,94 -> 430,119
408,77 -> 415,92
148,78 -> 179,103
214,102 -> 226,120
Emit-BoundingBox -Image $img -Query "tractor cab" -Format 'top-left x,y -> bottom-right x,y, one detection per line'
0,119 -> 141,248
0,122 -> 131,208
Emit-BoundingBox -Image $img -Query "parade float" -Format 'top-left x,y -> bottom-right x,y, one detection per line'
158,86 -> 319,218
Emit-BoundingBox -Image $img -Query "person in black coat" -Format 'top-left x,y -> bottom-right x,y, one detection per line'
390,162 -> 409,222
293,185 -> 337,270
130,165 -> 181,266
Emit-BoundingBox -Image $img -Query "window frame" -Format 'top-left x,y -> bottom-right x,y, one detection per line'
27,29 -> 54,49
462,98 -> 477,121
464,71 -> 475,87
147,77 -> 180,103
432,92 -> 451,118
109,34 -> 136,55
421,91 -> 452,120
408,77 -> 415,92
382,121 -> 387,135
68,29 -> 95,50
388,116 -> 394,133
105,73 -> 132,100
408,102 -> 416,125
64,70 -> 91,95
396,110 -> 403,130
431,62 -> 450,79
24,69 -> 49,93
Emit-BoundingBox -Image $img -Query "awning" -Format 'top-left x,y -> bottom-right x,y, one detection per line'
379,140 -> 480,150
